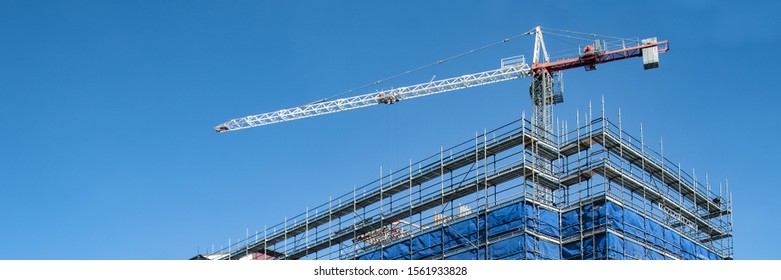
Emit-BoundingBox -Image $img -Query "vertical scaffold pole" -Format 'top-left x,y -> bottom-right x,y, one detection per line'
588,101 -> 592,124
305,207 -> 309,257
618,109 -> 630,253
661,138 -> 666,198
380,166 -> 383,217
601,96 -> 605,122
522,111 -> 527,200
692,168 -> 697,215
601,99 -> 607,195
440,146 -> 445,258
353,185 -> 357,259
725,179 -> 729,210
328,196 -> 332,257
283,217 -> 287,259
586,109 -> 593,198
640,123 -> 646,186
440,146 -> 444,215
484,128 -> 489,260
706,173 -> 711,215
575,109 -> 580,201
475,131 -> 479,211
677,163 -> 683,215
557,117 -> 561,147
409,159 -> 413,255
379,165 -> 384,260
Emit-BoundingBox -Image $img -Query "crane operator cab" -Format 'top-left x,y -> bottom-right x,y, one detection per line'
377,93 -> 400,104
580,39 -> 604,71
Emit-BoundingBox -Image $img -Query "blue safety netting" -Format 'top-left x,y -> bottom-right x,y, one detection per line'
539,208 -> 560,237
357,249 -> 381,260
357,200 -> 560,260
357,197 -> 724,260
445,248 -> 487,260
564,233 -> 649,260
443,216 -> 484,250
383,240 -> 411,260
562,240 -> 580,259
561,208 -> 580,237
645,218 -> 664,251
410,228 -> 442,259
559,198 -> 724,260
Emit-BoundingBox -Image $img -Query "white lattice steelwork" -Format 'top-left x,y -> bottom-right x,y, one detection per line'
215,61 -> 532,132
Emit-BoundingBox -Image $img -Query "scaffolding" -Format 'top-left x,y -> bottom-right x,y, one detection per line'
193,103 -> 733,260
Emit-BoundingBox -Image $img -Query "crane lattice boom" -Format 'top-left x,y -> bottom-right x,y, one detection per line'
215,59 -> 532,132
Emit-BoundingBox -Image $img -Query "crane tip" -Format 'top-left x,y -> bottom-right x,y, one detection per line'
215,126 -> 230,133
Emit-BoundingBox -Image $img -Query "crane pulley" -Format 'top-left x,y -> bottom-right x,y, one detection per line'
214,26 -> 668,136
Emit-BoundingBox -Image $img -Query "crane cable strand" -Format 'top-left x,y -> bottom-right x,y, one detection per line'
318,30 -> 533,103
307,27 -> 639,105
544,27 -> 641,43
542,31 -> 596,42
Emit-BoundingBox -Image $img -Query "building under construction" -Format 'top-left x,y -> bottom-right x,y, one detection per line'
193,106 -> 733,260
195,27 -> 733,260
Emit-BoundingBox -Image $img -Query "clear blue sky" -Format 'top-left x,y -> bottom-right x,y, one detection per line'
0,1 -> 778,260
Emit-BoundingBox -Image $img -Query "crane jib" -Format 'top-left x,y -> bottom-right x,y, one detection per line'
214,29 -> 667,133
215,63 -> 532,132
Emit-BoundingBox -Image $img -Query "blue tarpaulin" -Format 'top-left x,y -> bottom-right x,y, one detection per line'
663,227 -> 682,256
696,244 -> 709,260
645,219 -> 664,251
539,208 -> 560,237
444,218 -> 479,250
356,197 -> 723,260
583,203 -> 606,230
582,235 -> 596,259
539,239 -> 561,260
383,240 -> 411,260
680,236 -> 695,260
411,230 -> 442,259
445,249 -> 476,260
487,202 -> 521,228
606,201 -> 624,232
623,207 -> 645,239
625,238 -> 644,259
444,248 -> 487,260
357,249 -> 381,260
562,240 -> 581,259
647,248 -> 665,260
487,202 -> 524,237
561,209 -> 580,237
488,236 -> 526,259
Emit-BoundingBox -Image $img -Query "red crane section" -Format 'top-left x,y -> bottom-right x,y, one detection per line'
533,40 -> 670,73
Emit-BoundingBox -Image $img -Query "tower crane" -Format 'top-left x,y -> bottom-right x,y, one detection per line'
214,26 -> 668,137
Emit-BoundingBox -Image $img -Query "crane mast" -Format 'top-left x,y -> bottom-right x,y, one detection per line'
530,26 -> 558,140
214,26 -> 669,138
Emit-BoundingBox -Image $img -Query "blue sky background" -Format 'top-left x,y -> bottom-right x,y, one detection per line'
1,1 -> 778,259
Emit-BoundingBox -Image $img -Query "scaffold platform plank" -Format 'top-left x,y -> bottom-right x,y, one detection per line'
560,130 -> 727,217
561,159 -> 727,240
